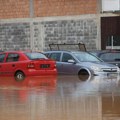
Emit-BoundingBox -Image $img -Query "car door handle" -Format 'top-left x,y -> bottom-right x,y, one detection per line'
12,64 -> 15,67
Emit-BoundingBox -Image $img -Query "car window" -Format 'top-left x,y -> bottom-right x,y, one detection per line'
73,52 -> 101,62
25,52 -> 47,60
100,52 -> 120,61
62,53 -> 74,62
44,53 -> 51,57
49,53 -> 61,61
6,53 -> 19,62
0,54 -> 6,63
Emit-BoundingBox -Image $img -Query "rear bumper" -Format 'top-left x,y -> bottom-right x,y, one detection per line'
24,69 -> 57,76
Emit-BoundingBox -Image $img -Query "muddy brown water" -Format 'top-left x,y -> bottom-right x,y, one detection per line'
0,75 -> 120,120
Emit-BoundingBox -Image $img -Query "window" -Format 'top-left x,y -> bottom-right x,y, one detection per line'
106,36 -> 120,49
49,53 -> 61,61
62,53 -> 74,62
0,54 -> 5,63
25,52 -> 47,60
6,53 -> 19,62
44,53 -> 51,57
74,52 -> 100,62
100,52 -> 120,61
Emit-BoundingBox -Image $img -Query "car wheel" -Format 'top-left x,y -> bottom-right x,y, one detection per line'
78,69 -> 90,81
15,71 -> 25,81
78,69 -> 89,75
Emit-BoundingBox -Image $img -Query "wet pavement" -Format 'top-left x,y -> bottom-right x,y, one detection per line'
0,75 -> 120,120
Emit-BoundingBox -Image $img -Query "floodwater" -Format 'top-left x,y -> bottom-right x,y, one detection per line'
0,75 -> 120,120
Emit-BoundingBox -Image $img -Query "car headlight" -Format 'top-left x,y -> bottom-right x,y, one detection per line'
91,66 -> 101,72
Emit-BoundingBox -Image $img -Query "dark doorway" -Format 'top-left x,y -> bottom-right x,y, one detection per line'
101,16 -> 120,50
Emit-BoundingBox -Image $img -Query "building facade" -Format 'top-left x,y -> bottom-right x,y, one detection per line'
0,0 -> 119,51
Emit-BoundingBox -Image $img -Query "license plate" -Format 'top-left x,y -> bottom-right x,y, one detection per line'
107,73 -> 117,78
40,64 -> 50,68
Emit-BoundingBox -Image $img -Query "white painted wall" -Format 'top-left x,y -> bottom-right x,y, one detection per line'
102,0 -> 120,12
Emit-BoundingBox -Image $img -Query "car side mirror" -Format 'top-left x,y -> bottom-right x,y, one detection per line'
68,59 -> 76,64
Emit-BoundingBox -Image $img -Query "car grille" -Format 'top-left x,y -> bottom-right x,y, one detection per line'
40,64 -> 50,68
101,68 -> 117,72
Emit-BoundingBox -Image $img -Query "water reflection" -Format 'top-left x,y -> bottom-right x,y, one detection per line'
58,75 -> 120,93
0,76 -> 57,89
102,95 -> 120,119
0,75 -> 120,120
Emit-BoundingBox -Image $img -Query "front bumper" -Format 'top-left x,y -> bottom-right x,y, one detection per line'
93,71 -> 120,77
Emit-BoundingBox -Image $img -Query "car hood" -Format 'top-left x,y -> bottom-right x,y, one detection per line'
80,61 -> 118,68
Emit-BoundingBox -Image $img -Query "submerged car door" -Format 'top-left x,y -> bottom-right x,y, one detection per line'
0,53 -> 6,75
2,53 -> 19,75
61,52 -> 77,74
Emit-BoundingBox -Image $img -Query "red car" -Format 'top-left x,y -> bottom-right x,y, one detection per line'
0,51 -> 57,81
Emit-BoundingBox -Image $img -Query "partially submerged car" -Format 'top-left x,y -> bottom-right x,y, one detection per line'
0,51 -> 57,81
90,50 -> 120,68
44,50 -> 120,77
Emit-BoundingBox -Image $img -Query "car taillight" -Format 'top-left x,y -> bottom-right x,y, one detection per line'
54,64 -> 56,68
28,62 -> 35,68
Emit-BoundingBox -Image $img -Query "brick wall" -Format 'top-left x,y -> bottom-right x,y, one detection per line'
34,0 -> 97,17
0,0 -> 97,19
0,0 -> 29,19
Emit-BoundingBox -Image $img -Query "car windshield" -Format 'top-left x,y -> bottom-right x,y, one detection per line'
25,52 -> 48,60
73,52 -> 101,62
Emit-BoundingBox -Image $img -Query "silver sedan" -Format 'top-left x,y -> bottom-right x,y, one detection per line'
44,51 -> 120,77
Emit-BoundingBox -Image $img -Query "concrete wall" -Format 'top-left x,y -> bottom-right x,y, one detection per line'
42,16 -> 97,50
0,14 -> 98,51
0,22 -> 31,50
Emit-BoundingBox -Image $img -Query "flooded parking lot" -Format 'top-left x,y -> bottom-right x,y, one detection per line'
0,75 -> 120,120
